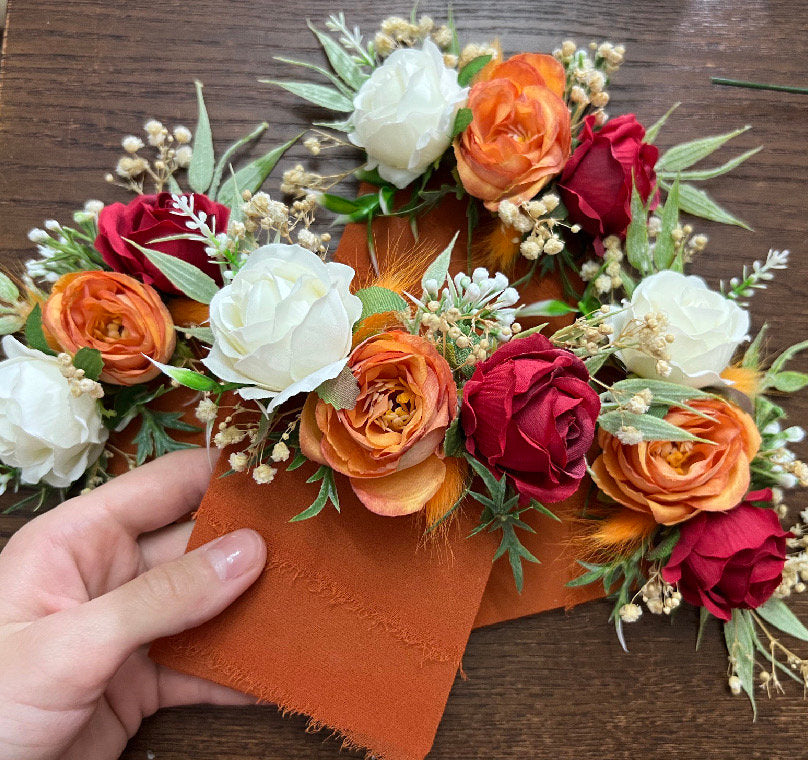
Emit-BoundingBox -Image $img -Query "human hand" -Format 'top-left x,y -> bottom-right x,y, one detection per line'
0,448 -> 267,760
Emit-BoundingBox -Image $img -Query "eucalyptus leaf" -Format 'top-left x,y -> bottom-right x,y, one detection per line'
0,272 -> 20,302
598,410 -> 707,442
625,183 -> 650,275
216,134 -> 300,212
313,117 -> 353,133
658,125 -> 751,172
262,79 -> 354,112
208,121 -> 269,197
742,324 -> 768,369
724,610 -> 757,718
129,241 -> 219,304
644,102 -> 680,144
0,315 -> 23,335
307,20 -> 366,90
273,56 -> 355,98
654,175 -> 679,270
671,182 -> 752,229
188,81 -> 215,194
609,378 -> 712,403
657,146 -> 762,182
420,231 -> 459,293
756,598 -> 808,641
177,325 -> 214,344
769,339 -> 808,374
770,370 -> 808,393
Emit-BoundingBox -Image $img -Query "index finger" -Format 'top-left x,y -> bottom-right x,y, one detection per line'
70,447 -> 219,536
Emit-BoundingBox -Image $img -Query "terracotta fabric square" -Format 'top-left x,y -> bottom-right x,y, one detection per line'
150,191 -> 602,760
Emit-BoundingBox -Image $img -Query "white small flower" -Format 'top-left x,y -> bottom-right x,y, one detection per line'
122,135 -> 144,153
271,442 -> 291,462
229,452 -> 248,472
609,270 -> 749,388
195,398 -> 218,423
728,675 -> 742,696
173,125 -> 192,144
0,337 -> 108,487
594,274 -> 612,294
44,219 -> 61,231
174,145 -> 193,168
252,464 -> 277,485
615,425 -> 643,445
203,244 -> 362,412
83,199 -> 105,216
619,603 -> 643,623
580,261 -> 601,282
349,40 -> 468,188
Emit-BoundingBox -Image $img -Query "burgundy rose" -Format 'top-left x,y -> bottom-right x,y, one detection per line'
662,491 -> 790,621
557,113 -> 659,255
95,192 -> 229,295
460,334 -> 600,503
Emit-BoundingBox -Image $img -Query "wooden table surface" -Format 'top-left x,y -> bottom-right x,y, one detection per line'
2,1 -> 808,758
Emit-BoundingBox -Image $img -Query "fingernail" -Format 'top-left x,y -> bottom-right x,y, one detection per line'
205,529 -> 265,581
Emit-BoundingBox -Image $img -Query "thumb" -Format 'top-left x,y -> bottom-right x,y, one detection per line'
27,529 -> 266,693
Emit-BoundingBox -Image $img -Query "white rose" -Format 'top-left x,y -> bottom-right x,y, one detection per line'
203,244 -> 362,411
0,336 -> 108,487
610,270 -> 750,388
349,39 -> 468,188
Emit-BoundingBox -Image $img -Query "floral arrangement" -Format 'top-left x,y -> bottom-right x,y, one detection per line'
2,10 -> 806,727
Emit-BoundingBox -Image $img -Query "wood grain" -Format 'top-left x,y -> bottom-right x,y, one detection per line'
1,1 -> 807,758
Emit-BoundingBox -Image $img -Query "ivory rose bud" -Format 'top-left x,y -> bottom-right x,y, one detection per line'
42,271 -> 176,386
0,336 -> 108,487
591,398 -> 761,525
203,244 -> 362,411
349,40 -> 468,188
662,492 -> 790,620
299,332 -> 456,516
610,270 -> 749,388
454,53 -> 571,210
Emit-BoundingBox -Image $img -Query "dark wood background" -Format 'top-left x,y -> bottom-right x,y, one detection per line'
1,1 -> 807,757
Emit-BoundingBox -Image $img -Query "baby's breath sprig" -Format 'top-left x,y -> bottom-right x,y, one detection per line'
554,40 -> 625,135
720,249 -> 790,306
371,14 -> 455,62
106,121 -> 193,194
497,193 -> 579,263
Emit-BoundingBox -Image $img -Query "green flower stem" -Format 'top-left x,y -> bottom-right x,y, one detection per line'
711,77 -> 808,95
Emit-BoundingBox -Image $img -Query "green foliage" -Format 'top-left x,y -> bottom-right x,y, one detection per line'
657,125 -> 751,173
518,299 -> 577,318
644,102 -> 680,144
465,454 -> 558,593
290,465 -> 340,521
667,180 -> 751,229
306,19 -> 367,90
216,134 -> 301,214
421,232 -> 459,293
131,241 -> 220,304
131,407 -> 200,466
457,55 -> 491,87
24,304 -> 56,356
148,359 -> 234,392
653,176 -> 679,270
724,610 -> 757,717
263,80 -> 354,112
355,286 -> 408,323
756,598 -> 808,642
625,183 -> 651,275
451,107 -> 473,138
208,121 -> 269,198
72,347 -> 103,381
0,272 -> 20,303
646,528 -> 679,562
597,410 -> 706,442
188,81 -> 215,194
443,417 -> 464,458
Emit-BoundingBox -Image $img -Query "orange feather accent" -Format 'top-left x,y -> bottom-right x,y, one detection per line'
574,507 -> 658,562
721,365 -> 763,398
351,311 -> 402,348
424,455 -> 469,533
474,221 -> 522,274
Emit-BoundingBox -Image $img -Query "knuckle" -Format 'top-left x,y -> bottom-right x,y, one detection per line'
135,560 -> 200,610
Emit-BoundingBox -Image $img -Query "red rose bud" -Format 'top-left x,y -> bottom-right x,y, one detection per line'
95,192 -> 229,295
460,334 -> 600,503
661,490 -> 791,621
557,113 -> 659,255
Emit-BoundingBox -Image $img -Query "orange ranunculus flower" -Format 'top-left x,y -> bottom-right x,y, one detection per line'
454,53 -> 571,211
591,398 -> 761,526
299,331 -> 457,516
42,270 -> 176,386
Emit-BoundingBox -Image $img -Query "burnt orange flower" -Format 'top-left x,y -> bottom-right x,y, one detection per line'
591,398 -> 761,525
454,53 -> 571,210
299,331 -> 457,516
42,270 -> 176,385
